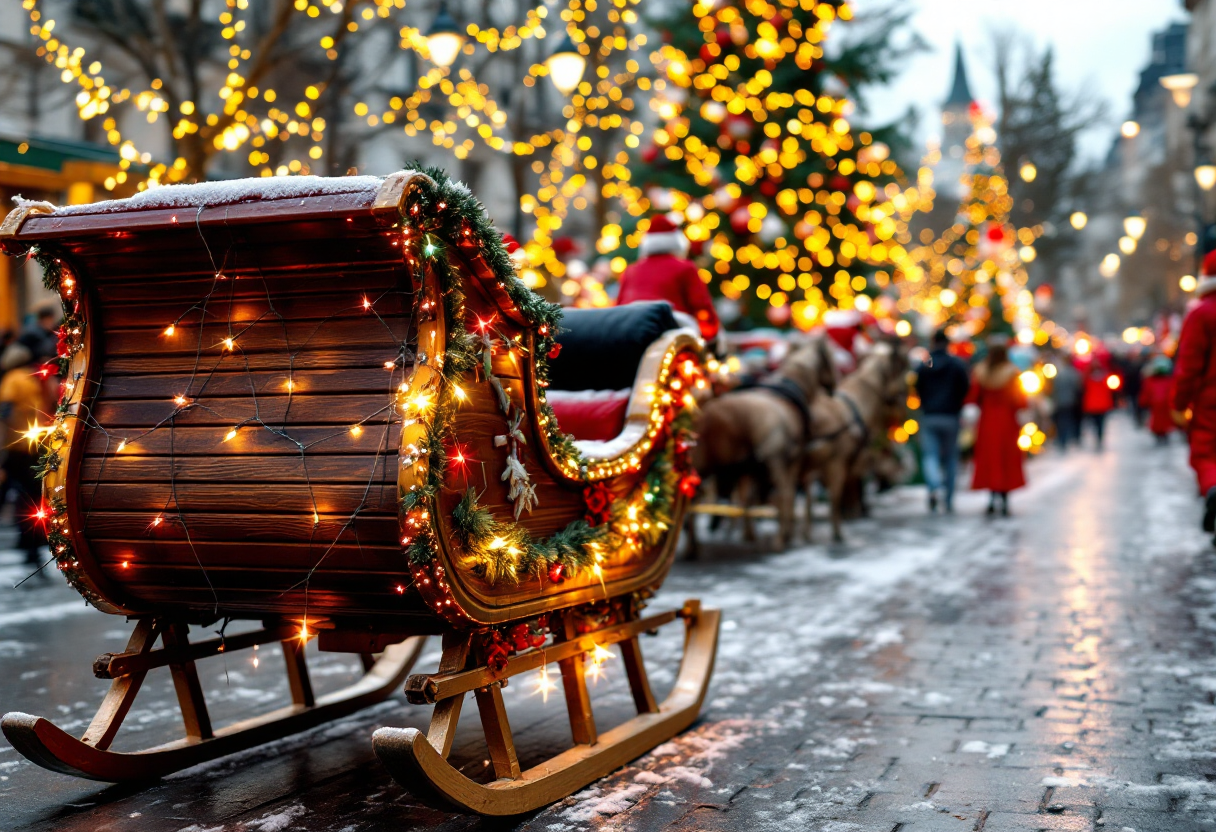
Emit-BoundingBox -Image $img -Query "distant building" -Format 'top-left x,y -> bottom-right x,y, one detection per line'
1057,19 -> 1193,336
936,43 -> 975,203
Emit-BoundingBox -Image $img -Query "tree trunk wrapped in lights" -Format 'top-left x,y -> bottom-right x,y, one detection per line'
0,168 -> 719,815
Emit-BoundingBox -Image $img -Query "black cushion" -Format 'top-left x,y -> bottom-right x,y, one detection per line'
547,302 -> 679,392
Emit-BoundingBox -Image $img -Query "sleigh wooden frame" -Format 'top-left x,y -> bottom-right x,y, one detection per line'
0,169 -> 717,814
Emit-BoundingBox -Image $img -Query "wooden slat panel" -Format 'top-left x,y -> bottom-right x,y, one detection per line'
93,268 -> 408,303
95,368 -> 401,401
82,424 -> 402,457
80,453 -> 395,484
102,587 -> 431,617
88,394 -> 401,428
100,349 -> 405,376
105,318 -> 410,358
83,512 -> 397,545
63,227 -> 404,281
97,290 -> 413,330
79,482 -> 398,514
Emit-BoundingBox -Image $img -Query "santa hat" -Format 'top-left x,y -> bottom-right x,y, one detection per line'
822,308 -> 863,353
638,214 -> 690,258
501,233 -> 526,269
1198,249 -> 1216,296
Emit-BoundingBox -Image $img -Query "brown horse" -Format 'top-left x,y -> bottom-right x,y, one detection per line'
689,336 -> 837,553
801,340 -> 909,543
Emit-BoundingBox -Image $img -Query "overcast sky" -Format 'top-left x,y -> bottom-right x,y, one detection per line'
852,0 -> 1190,163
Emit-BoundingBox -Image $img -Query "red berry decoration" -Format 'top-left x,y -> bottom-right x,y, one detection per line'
679,472 -> 702,498
548,343 -> 563,359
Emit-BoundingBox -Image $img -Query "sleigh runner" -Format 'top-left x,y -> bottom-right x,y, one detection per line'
0,169 -> 718,814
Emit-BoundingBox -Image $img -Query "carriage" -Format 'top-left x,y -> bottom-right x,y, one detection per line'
0,169 -> 718,815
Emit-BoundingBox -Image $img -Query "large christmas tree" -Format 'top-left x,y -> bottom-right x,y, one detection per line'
605,0 -> 928,328
905,107 -> 1041,340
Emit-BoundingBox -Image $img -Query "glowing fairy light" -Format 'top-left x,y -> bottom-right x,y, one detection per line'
222,337 -> 234,350
384,360 -> 396,370
285,379 -> 295,392
163,325 -> 176,336
534,665 -> 558,702
362,296 -> 372,310
224,428 -> 238,442
452,385 -> 467,403
22,422 -> 52,448
116,439 -> 127,453
350,424 -> 363,438
174,395 -> 187,406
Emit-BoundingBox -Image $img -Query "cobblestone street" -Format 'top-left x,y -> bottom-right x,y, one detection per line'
2,416 -> 1215,832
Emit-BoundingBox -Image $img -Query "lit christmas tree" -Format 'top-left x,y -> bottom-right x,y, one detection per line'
606,0 -> 930,329
905,107 -> 1042,340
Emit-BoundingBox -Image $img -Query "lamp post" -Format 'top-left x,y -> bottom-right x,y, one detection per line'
425,3 -> 465,68
545,32 -> 586,96
1161,72 -> 1216,276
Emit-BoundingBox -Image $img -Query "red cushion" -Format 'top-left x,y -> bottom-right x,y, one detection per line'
547,390 -> 631,442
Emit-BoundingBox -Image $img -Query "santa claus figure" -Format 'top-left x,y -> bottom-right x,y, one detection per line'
617,215 -> 720,340
820,308 -> 874,375
1172,249 -> 1216,544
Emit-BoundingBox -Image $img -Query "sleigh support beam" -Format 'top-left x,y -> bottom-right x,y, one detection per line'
374,604 -> 720,816
2,624 -> 427,782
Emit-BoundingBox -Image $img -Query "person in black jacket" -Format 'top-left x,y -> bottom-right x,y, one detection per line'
914,329 -> 972,513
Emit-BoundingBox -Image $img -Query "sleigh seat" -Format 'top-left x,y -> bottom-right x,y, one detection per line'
545,302 -> 696,456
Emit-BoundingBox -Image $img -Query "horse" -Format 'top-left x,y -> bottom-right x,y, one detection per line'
689,336 -> 837,554
801,339 -> 909,543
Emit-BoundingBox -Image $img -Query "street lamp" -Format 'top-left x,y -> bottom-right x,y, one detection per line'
546,32 -> 586,96
425,3 -> 465,68
1123,212 -> 1146,241
1196,150 -> 1216,191
1160,73 -> 1199,108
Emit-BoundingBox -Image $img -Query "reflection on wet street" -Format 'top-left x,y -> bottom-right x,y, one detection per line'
2,416 -> 1215,831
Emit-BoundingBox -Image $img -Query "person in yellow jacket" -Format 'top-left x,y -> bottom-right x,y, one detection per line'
0,344 -> 50,568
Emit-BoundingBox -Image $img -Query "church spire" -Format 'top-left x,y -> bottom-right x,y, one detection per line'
944,42 -> 974,109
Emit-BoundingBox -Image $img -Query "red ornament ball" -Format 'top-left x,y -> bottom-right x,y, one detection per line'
678,472 -> 702,498
641,144 -> 659,164
548,343 -> 563,359
730,206 -> 752,234
986,225 -> 1005,243
548,562 -> 565,583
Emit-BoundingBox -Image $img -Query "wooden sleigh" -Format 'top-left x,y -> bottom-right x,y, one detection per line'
0,169 -> 718,814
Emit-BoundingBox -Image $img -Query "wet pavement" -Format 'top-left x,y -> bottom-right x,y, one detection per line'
2,414 -> 1215,831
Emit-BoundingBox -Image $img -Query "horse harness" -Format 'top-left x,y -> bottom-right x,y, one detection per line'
736,376 -> 814,443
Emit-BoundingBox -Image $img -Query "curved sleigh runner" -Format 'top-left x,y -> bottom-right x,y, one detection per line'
0,169 -> 718,813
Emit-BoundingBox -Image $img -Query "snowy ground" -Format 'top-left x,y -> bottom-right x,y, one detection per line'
1,414 -> 1214,831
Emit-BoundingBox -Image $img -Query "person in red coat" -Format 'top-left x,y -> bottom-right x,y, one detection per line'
1172,249 -> 1216,540
1078,354 -> 1116,451
617,215 -> 720,340
1138,356 -> 1175,444
967,339 -> 1026,516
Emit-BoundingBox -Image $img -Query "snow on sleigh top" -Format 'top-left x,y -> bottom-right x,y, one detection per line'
0,169 -> 706,629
